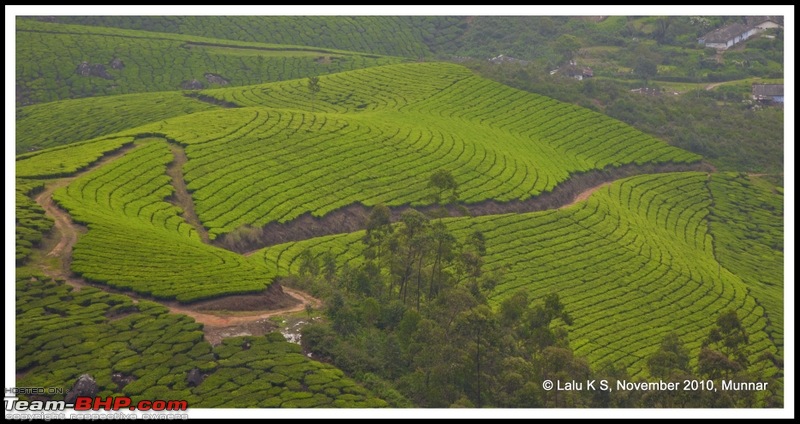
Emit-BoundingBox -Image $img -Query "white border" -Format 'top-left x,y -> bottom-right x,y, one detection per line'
6,5 -> 794,419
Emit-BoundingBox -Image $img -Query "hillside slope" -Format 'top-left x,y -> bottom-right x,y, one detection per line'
15,62 -> 701,302
256,172 -> 783,377
16,91 -> 217,152
16,19 -> 404,104
121,62 -> 699,237
35,16 -> 465,58
15,273 -> 388,407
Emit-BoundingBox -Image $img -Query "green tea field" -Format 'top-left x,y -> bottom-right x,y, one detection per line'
13,15 -> 785,411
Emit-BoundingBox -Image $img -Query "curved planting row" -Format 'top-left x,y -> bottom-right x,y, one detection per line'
16,136 -> 135,178
258,172 -> 780,378
16,19 -> 403,104
128,63 -> 699,236
15,179 -> 53,263
140,107 -> 567,237
708,173 -> 784,352
50,141 -> 274,302
16,91 -> 216,152
16,273 -> 388,407
43,16 -> 466,58
197,62 -> 695,178
200,62 -> 469,113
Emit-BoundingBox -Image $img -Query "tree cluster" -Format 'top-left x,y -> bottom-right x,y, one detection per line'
284,172 -> 781,408
291,201 -> 587,407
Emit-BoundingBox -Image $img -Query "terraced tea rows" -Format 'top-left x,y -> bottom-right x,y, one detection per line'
15,179 -> 53,263
13,16 -> 784,410
16,19 -> 403,104
708,173 -> 784,351
256,172 -> 779,377
123,63 -> 698,236
199,62 -> 471,113
45,16 -> 466,58
16,91 -> 217,152
16,273 -> 387,407
16,136 -> 134,178
50,141 -> 274,302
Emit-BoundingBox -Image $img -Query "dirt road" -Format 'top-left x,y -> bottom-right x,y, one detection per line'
166,144 -> 210,243
560,182 -> 611,209
32,142 -> 322,344
705,82 -> 726,91
167,288 -> 321,327
35,179 -> 79,260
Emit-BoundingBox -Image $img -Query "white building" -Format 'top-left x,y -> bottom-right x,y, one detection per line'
698,23 -> 759,50
698,17 -> 782,50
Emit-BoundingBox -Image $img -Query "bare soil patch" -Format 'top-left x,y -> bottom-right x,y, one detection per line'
223,161 -> 713,254
31,142 -> 321,345
166,144 -> 210,243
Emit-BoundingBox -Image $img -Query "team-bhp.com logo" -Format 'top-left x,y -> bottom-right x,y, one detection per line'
6,396 -> 188,412
72,397 -> 188,411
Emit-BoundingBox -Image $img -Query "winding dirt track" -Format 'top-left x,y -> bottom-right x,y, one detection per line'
705,82 -> 726,91
35,179 -> 79,260
32,144 -> 321,343
560,182 -> 611,209
29,140 -> 691,343
165,144 -> 210,243
34,147 -> 137,262
167,288 -> 322,327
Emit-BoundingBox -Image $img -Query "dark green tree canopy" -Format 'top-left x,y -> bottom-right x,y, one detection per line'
308,76 -> 321,112
427,169 -> 459,207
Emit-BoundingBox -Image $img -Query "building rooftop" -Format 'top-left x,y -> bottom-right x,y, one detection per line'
701,23 -> 750,43
752,84 -> 784,97
746,16 -> 784,27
